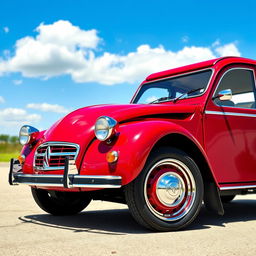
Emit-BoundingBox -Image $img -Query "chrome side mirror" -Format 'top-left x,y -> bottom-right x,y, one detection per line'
216,89 -> 232,101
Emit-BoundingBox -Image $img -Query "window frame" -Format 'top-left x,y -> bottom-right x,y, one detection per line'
212,67 -> 256,110
132,68 -> 214,104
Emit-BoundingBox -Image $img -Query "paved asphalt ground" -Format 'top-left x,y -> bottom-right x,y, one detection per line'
1,162 -> 256,256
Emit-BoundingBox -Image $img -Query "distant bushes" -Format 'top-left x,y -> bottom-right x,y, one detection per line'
0,134 -> 19,144
0,134 -> 22,153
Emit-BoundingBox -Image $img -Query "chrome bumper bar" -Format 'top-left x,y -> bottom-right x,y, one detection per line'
9,158 -> 122,189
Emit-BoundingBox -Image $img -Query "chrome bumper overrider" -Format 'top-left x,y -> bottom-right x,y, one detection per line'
9,158 -> 122,189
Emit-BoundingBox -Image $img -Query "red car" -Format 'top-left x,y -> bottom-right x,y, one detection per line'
9,56 -> 256,231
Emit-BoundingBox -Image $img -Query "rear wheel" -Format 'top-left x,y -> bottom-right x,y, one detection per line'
31,188 -> 91,215
125,147 -> 204,231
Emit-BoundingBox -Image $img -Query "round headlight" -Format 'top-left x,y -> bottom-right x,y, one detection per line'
19,125 -> 39,145
94,116 -> 117,141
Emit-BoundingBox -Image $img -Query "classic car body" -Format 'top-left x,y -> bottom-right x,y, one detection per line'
9,56 -> 256,231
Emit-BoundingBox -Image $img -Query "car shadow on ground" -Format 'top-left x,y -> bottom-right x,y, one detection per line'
188,199 -> 256,230
19,199 -> 256,235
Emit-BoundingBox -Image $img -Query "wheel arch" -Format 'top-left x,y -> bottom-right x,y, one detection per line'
150,133 -> 214,184
149,133 -> 224,215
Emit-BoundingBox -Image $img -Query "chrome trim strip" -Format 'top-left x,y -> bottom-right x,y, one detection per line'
69,184 -> 121,188
12,173 -> 122,188
36,141 -> 80,147
15,174 -> 122,180
74,175 -> 121,180
220,185 -> 256,191
205,110 -> 256,118
19,183 -> 64,187
16,183 -> 121,188
34,166 -> 66,171
36,152 -> 76,157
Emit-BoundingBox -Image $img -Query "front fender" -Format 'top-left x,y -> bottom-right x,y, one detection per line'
80,120 -> 203,185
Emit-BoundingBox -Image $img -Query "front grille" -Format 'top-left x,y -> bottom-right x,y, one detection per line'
34,142 -> 80,171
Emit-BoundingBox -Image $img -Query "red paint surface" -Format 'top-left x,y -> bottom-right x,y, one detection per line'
20,57 -> 256,190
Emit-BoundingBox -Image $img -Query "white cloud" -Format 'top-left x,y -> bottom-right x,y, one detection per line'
215,43 -> 241,57
3,27 -> 9,33
26,103 -> 69,113
71,44 -> 217,85
0,20 -> 99,78
0,96 -> 5,104
146,96 -> 158,103
13,79 -> 23,85
0,20 -> 241,85
0,108 -> 41,127
36,20 -> 99,49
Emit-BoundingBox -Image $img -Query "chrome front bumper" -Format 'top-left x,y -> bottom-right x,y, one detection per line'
9,158 -> 122,189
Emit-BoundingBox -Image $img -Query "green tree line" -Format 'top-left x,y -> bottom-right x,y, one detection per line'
0,134 -> 19,144
0,134 -> 21,154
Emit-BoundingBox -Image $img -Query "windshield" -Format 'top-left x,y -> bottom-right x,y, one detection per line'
133,69 -> 212,104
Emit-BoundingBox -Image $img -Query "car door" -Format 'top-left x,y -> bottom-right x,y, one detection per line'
204,65 -> 256,184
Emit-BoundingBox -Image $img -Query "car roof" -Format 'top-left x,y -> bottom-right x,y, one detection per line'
145,56 -> 256,82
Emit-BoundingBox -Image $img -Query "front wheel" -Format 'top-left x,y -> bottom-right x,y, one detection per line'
125,147 -> 204,231
31,188 -> 91,215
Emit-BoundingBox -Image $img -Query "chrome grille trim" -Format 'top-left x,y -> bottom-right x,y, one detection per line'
34,142 -> 80,171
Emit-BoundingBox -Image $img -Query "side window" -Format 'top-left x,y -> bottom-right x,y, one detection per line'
213,69 -> 256,109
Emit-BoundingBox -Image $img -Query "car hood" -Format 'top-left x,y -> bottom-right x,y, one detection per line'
42,103 -> 198,150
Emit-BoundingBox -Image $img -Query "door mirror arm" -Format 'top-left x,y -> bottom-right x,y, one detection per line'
212,89 -> 232,101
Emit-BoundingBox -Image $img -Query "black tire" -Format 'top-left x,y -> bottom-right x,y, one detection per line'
125,147 -> 204,231
31,188 -> 91,215
221,195 -> 236,203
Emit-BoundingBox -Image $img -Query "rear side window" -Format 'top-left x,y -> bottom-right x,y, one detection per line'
213,69 -> 256,109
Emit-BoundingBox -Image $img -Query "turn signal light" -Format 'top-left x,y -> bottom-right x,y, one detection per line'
18,154 -> 25,164
106,151 -> 118,163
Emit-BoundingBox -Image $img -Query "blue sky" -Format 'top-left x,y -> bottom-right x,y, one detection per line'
0,0 -> 255,134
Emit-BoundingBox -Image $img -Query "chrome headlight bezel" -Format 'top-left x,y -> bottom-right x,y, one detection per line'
94,116 -> 117,141
19,125 -> 39,145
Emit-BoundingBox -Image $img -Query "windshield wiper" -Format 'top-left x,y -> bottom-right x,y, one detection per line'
173,87 -> 204,103
149,96 -> 174,104
148,87 -> 204,104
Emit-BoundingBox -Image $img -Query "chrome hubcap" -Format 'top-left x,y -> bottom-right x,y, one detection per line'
144,159 -> 196,221
156,173 -> 185,207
